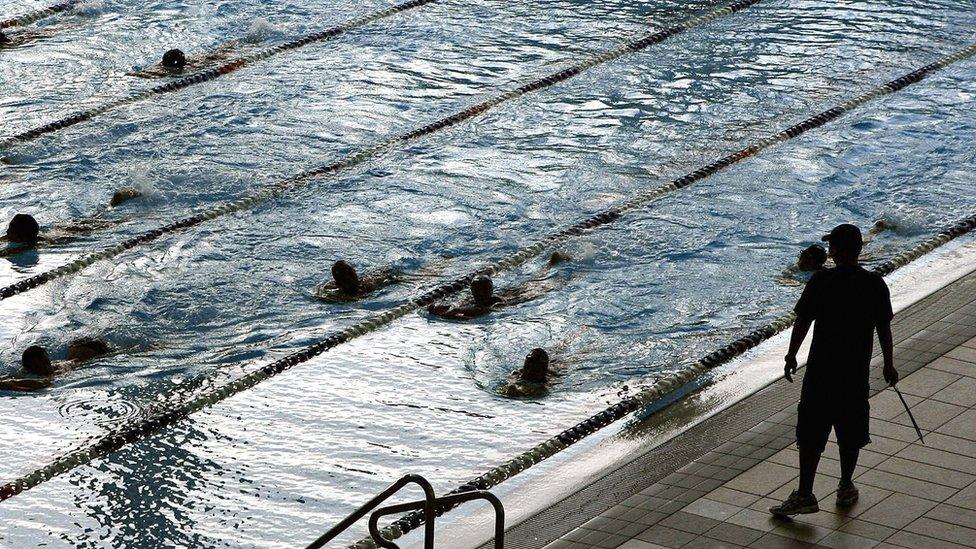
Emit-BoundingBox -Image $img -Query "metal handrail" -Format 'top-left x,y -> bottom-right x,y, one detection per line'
368,491 -> 505,549
307,474 -> 436,549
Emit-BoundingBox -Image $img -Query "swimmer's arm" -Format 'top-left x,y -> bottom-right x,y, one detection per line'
360,267 -> 400,292
316,280 -> 338,292
0,377 -> 51,391
526,251 -> 571,278
427,304 -> 482,320
53,360 -> 82,375
128,65 -> 175,79
505,279 -> 557,305
0,243 -> 39,258
427,303 -> 452,315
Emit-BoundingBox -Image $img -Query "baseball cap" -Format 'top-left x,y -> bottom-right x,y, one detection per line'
821,223 -> 863,250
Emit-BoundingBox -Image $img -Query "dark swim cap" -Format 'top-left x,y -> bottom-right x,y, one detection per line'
471,275 -> 494,292
331,260 -> 359,294
22,346 -> 53,376
803,244 -> 827,262
0,31 -> 10,44
6,213 -> 40,243
162,48 -> 186,70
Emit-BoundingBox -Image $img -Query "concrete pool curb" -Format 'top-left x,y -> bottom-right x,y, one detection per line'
487,247 -> 976,548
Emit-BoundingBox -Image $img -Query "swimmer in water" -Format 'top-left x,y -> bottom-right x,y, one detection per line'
0,338 -> 111,391
0,22 -> 78,48
428,252 -> 571,321
778,244 -> 828,286
314,261 -> 401,302
129,43 -> 242,78
498,348 -> 551,398
868,219 -> 894,238
495,326 -> 593,398
1,189 -> 143,258
858,219 -> 896,264
314,257 -> 452,303
778,220 -> 895,285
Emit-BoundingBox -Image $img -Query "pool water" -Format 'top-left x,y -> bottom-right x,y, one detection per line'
0,0 -> 974,546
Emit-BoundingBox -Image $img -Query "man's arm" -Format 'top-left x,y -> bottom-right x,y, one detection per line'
0,376 -> 52,391
784,315 -> 813,383
877,322 -> 898,385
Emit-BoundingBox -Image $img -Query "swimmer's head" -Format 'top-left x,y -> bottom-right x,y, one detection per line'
871,219 -> 894,234
162,48 -> 186,71
0,31 -> 10,45
521,348 -> 549,383
22,346 -> 53,376
331,260 -> 359,295
822,223 -> 863,265
470,275 -> 494,306
66,338 -> 110,362
110,188 -> 143,207
6,213 -> 40,244
797,244 -> 827,272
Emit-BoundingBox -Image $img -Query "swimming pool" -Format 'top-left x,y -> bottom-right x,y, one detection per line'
1,0 -> 974,546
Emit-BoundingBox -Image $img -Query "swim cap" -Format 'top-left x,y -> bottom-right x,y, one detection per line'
162,48 -> 186,70
22,346 -> 53,376
6,213 -> 40,243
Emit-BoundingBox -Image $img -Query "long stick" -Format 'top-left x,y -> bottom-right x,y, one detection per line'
893,385 -> 925,444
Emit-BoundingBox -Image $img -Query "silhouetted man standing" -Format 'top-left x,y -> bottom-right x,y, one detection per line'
770,223 -> 898,517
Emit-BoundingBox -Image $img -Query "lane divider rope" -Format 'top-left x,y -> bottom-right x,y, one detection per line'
1,0 -> 78,29
0,0 -> 440,148
351,214 -> 976,549
0,42 -> 972,505
0,0 -> 764,301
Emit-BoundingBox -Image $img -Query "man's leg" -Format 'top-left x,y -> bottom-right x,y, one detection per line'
770,399 -> 825,516
839,446 -> 859,486
834,399 -> 868,507
836,445 -> 861,506
798,445 -> 822,496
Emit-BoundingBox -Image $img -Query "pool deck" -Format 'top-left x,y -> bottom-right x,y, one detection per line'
501,265 -> 976,549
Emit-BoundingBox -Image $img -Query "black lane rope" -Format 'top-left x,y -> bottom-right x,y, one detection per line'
1,42 -> 972,505
350,215 -> 976,549
1,0 -> 78,29
0,0 -> 441,149
0,0 -> 763,302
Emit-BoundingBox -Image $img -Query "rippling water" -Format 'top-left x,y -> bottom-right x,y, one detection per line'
1,0 -> 974,546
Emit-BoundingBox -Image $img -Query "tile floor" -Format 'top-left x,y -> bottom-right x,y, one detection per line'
543,333 -> 976,548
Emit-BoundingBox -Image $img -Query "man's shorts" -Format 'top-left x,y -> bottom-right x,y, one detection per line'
796,397 -> 870,454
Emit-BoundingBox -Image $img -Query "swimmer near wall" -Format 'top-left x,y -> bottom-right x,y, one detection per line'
1,1 -> 975,548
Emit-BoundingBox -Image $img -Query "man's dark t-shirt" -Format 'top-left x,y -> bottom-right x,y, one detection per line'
794,265 -> 893,402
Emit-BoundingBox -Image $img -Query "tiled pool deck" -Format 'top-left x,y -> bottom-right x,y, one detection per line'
503,267 -> 976,549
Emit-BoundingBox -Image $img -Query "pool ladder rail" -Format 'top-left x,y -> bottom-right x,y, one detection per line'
308,474 -> 505,548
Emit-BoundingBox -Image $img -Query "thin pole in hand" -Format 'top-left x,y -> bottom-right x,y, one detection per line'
892,385 -> 925,444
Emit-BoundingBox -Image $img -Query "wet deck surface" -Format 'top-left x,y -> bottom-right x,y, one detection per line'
501,266 -> 976,549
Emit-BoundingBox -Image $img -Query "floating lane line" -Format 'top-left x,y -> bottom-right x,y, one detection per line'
1,0 -> 78,29
1,41 -> 972,506
0,0 -> 764,301
350,215 -> 976,549
0,0 -> 441,149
